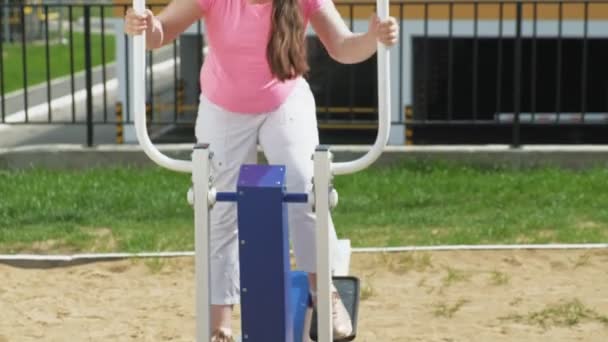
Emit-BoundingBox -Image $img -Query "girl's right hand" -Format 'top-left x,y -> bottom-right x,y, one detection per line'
124,8 -> 155,36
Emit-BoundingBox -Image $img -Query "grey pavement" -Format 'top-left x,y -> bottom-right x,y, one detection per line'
0,45 -> 186,148
3,144 -> 608,171
2,45 -> 175,116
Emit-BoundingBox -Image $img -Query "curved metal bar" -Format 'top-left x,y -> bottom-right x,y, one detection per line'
132,0 -> 192,173
332,0 -> 392,175
133,0 -> 391,176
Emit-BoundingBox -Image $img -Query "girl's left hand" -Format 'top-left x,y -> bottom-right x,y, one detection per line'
369,14 -> 399,46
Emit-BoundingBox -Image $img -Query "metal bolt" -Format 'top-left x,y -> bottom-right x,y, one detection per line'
241,240 -> 246,245
242,288 -> 247,293
244,334 -> 248,339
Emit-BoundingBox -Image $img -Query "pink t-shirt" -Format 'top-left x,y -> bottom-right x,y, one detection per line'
197,0 -> 328,114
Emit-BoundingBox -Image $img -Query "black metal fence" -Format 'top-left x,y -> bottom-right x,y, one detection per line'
405,0 -> 608,145
1,1 -> 607,146
1,1 -> 118,146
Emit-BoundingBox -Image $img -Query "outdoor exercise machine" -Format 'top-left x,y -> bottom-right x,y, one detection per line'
131,0 -> 391,340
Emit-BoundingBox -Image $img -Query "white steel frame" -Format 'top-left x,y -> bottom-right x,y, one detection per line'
131,0 -> 391,340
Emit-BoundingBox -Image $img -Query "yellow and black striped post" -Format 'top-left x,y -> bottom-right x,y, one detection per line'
405,106 -> 413,145
115,102 -> 124,144
146,102 -> 152,122
177,79 -> 185,115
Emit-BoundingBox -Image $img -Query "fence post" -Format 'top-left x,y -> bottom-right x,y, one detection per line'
0,1 -> 5,120
2,0 -> 9,44
84,5 -> 94,147
21,2 -> 29,122
512,1 -> 523,148
116,102 -> 124,144
58,0 -> 64,44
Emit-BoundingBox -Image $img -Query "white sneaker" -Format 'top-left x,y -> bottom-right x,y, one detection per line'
331,284 -> 353,338
312,284 -> 353,338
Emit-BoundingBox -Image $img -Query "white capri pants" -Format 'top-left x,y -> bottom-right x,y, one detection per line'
195,77 -> 340,305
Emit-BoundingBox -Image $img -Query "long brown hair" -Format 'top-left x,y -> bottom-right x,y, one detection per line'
267,0 -> 309,81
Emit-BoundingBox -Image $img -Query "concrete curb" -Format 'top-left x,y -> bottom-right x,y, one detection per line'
2,144 -> 608,170
2,243 -> 607,269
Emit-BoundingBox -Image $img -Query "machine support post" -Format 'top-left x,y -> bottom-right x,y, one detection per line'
193,143 -> 212,342
314,146 -> 333,342
237,164 -> 294,342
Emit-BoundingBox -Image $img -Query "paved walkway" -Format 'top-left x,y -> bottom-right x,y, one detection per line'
0,46 -> 185,147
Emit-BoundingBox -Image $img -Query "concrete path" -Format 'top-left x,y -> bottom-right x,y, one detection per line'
0,45 -> 182,148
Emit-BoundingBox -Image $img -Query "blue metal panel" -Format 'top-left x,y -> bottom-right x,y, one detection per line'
237,164 -> 293,342
215,192 -> 238,202
290,271 -> 311,342
238,164 -> 286,189
283,193 -> 309,203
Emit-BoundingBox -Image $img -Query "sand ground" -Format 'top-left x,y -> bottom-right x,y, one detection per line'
1,249 -> 607,342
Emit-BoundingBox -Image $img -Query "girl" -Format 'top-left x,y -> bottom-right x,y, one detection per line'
125,1 -> 398,341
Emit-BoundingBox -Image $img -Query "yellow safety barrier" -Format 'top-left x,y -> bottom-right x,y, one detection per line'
107,1 -> 607,20
404,106 -> 413,145
316,107 -> 376,114
318,123 -> 378,130
35,0 -> 60,22
115,102 -> 124,144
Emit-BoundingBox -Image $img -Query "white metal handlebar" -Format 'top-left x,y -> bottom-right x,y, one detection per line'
132,0 -> 192,173
332,0 -> 391,175
132,0 -> 391,176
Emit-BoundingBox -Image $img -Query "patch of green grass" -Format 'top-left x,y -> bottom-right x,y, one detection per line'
502,256 -> 523,267
381,252 -> 433,274
1,162 -> 608,253
144,257 -> 168,274
2,32 -> 115,93
501,299 -> 608,329
333,161 -> 608,247
441,266 -> 471,288
432,298 -> 470,318
571,252 -> 593,269
417,277 -> 437,294
509,297 -> 523,307
488,270 -> 510,286
360,282 -> 374,301
0,167 -> 193,253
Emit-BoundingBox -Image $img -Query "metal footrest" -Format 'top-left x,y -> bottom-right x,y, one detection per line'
309,276 -> 360,341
